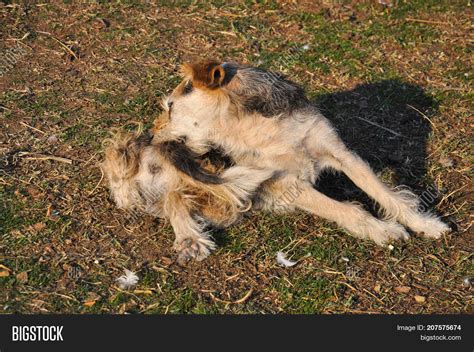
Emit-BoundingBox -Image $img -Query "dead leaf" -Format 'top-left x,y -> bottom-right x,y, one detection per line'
161,257 -> 173,266
26,186 -> 42,200
374,284 -> 381,293
83,300 -> 96,307
0,264 -> 11,277
414,295 -> 426,303
394,286 -> 411,293
83,292 -> 100,307
16,271 -> 28,283
439,155 -> 454,168
32,222 -> 46,232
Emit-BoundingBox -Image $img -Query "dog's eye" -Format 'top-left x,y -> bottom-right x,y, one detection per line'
183,81 -> 193,95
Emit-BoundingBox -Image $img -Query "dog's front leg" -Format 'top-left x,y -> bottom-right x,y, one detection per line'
166,191 -> 216,264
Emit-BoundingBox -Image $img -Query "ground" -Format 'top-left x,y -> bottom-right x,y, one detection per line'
0,1 -> 472,314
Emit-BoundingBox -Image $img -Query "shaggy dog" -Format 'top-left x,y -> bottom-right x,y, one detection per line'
102,126 -> 274,263
158,59 -> 450,259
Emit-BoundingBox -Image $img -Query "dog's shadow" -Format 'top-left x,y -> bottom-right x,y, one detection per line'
312,79 -> 438,205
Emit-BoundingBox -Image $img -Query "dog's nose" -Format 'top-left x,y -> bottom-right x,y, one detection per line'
167,101 -> 174,110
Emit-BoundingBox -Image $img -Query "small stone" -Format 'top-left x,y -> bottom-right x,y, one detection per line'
378,0 -> 394,7
388,244 -> 395,251
462,277 -> 471,287
414,295 -> 426,303
47,134 -> 58,144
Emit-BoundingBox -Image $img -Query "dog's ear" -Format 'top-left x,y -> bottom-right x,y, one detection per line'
181,59 -> 226,89
159,140 -> 223,184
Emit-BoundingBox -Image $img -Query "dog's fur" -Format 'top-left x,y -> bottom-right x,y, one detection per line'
159,59 -> 450,259
102,126 -> 274,263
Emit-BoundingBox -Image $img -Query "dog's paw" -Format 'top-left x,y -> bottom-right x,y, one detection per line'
369,221 -> 410,246
403,212 -> 451,239
174,237 -> 216,265
415,216 -> 451,239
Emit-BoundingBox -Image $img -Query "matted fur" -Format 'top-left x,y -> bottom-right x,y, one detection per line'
102,127 -> 274,262
161,59 -> 450,248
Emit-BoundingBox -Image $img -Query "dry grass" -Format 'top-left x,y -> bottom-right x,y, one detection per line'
0,1 -> 472,314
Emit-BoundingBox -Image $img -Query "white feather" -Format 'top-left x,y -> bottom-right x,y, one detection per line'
276,251 -> 297,267
116,269 -> 139,289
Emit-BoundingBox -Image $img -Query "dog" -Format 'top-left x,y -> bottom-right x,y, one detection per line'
159,59 -> 450,257
102,125 -> 274,263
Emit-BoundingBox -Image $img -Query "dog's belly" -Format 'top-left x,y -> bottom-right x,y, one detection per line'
231,148 -> 319,183
212,116 -> 322,182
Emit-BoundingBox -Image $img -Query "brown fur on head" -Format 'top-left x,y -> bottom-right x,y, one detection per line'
181,59 -> 227,89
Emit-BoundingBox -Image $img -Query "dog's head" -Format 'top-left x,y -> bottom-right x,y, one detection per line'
102,130 -> 161,210
164,59 -> 309,125
102,127 -> 227,212
102,131 -> 153,183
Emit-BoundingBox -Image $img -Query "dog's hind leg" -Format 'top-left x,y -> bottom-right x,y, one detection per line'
265,178 -> 409,246
304,120 -> 450,239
